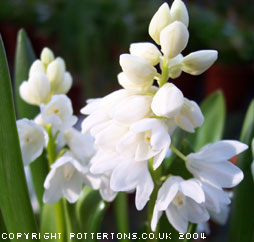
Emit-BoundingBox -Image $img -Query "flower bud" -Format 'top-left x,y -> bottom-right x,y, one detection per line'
170,0 -> 189,27
149,3 -> 171,44
151,83 -> 184,118
46,57 -> 66,92
119,54 -> 156,86
54,72 -> 73,94
40,47 -> 55,66
160,21 -> 189,59
175,98 -> 204,132
130,42 -> 162,66
181,50 -> 218,75
20,72 -> 50,106
29,60 -> 45,76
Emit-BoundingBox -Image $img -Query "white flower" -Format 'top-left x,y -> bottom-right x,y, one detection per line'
209,204 -> 230,225
149,3 -> 171,44
64,128 -> 95,166
46,57 -> 72,94
19,72 -> 50,106
160,21 -> 189,59
116,118 -> 171,169
181,50 -> 218,75
170,0 -> 189,27
151,83 -> 184,118
17,119 -> 45,166
98,173 -> 117,202
151,176 -> 209,233
119,54 -> 157,89
129,42 -> 162,66
186,140 -> 248,188
41,94 -> 77,132
175,98 -> 204,132
43,153 -> 87,203
40,47 -> 55,66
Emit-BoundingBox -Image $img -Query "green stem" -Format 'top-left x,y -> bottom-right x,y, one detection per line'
147,159 -> 161,242
158,56 -> 169,87
46,124 -> 57,166
114,192 -> 130,242
170,145 -> 187,162
184,223 -> 197,242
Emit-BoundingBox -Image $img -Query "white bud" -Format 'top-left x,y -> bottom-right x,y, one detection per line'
175,98 -> 204,132
149,3 -> 171,44
40,47 -> 55,66
46,57 -> 66,93
29,60 -> 45,76
170,0 -> 189,27
181,50 -> 218,75
151,83 -> 184,118
130,42 -> 162,66
54,72 -> 73,94
160,21 -> 189,59
119,54 -> 156,86
20,72 -> 50,106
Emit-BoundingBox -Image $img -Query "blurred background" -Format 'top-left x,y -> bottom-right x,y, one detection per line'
0,0 -> 253,241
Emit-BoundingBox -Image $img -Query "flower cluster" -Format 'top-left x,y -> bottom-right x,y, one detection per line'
16,48 -> 109,204
80,0 -> 248,233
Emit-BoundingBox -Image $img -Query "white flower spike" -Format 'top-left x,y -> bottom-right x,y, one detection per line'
17,119 -> 45,166
186,140 -> 248,188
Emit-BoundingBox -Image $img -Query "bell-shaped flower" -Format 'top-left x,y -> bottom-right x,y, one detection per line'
151,83 -> 184,118
40,47 -> 55,66
41,94 -> 77,132
170,0 -> 189,27
151,176 -> 209,233
43,153 -> 88,204
160,21 -> 189,59
181,50 -> 218,75
19,72 -> 50,106
175,98 -> 204,132
117,118 -> 171,169
46,57 -> 72,94
17,119 -> 45,166
110,159 -> 154,211
186,140 -> 248,188
64,128 -> 95,166
119,54 -> 157,88
129,42 -> 162,66
149,3 -> 171,44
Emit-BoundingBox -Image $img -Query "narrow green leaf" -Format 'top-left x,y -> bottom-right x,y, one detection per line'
76,187 -> 109,241
0,35 -> 39,239
229,100 -> 254,242
14,29 -> 48,209
189,90 -> 226,151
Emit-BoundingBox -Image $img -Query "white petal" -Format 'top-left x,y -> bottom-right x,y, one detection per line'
151,205 -> 163,232
151,83 -> 184,118
181,50 -> 218,75
160,21 -> 189,59
170,0 -> 189,27
209,204 -> 230,225
40,47 -> 55,66
149,3 -> 171,44
153,146 -> 169,170
29,60 -> 45,76
130,42 -> 162,66
99,175 -> 117,202
80,98 -> 102,115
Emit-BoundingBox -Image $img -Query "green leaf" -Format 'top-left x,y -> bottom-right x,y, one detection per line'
0,35 -> 39,239
14,29 -> 48,210
229,100 -> 254,242
0,211 -> 10,242
189,90 -> 226,151
76,187 -> 109,241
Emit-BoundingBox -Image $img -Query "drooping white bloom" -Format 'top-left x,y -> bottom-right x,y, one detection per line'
151,176 -> 209,233
17,119 -> 45,166
129,42 -> 162,66
175,98 -> 204,133
160,21 -> 189,59
119,54 -> 157,88
43,153 -> 88,203
170,0 -> 189,27
186,140 -> 248,188
181,50 -> 218,75
19,72 -> 50,106
41,94 -> 77,132
116,118 -> 171,169
151,83 -> 184,118
98,173 -> 117,202
40,47 -> 55,66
